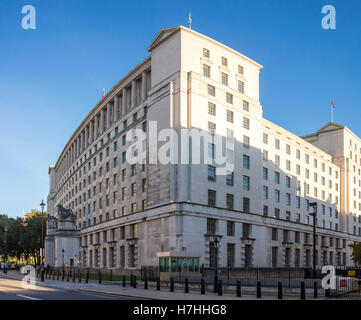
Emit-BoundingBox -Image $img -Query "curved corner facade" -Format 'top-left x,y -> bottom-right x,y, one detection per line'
45,26 -> 361,270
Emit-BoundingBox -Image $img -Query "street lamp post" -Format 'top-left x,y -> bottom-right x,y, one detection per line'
309,202 -> 318,278
212,237 -> 220,293
62,249 -> 65,271
40,200 -> 45,266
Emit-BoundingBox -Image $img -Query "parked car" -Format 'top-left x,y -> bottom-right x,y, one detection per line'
0,261 -> 7,270
8,262 -> 16,270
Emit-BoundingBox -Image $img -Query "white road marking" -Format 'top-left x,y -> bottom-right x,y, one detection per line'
16,294 -> 42,300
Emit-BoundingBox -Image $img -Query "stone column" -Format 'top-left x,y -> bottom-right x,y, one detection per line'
113,96 -> 119,123
94,115 -> 98,140
100,109 -> 104,134
89,121 -> 94,144
131,80 -> 136,109
122,88 -> 126,115
85,126 -> 88,149
141,71 -> 147,102
106,103 -> 111,129
130,80 -> 137,109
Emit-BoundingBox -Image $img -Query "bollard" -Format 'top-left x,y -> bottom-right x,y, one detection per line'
213,275 -> 218,293
314,281 -> 318,299
256,281 -> 261,299
325,288 -> 330,297
62,269 -> 65,281
53,271 -> 55,280
130,275 -> 133,287
67,271 -> 70,282
170,278 -> 174,292
278,282 -> 283,300
72,270 -> 75,282
144,277 -> 148,290
98,270 -> 102,284
85,270 -> 89,283
79,271 -> 82,283
185,278 -> 189,293
122,275 -> 126,287
201,278 -> 205,295
57,270 -> 59,281
157,278 -> 160,291
41,270 -> 44,282
218,280 -> 223,296
300,281 -> 306,300
133,276 -> 137,288
237,280 -> 241,297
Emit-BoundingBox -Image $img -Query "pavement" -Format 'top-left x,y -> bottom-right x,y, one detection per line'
0,270 -> 325,300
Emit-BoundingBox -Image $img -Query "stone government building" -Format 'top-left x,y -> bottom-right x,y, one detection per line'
45,26 -> 361,270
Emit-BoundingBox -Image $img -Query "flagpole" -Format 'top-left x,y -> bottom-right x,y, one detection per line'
331,107 -> 333,123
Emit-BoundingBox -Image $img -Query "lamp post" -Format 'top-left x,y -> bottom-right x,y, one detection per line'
40,200 -> 45,266
211,237 -> 220,293
309,202 -> 317,278
62,249 -> 65,270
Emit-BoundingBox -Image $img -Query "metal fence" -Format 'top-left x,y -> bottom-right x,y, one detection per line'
38,265 -> 361,294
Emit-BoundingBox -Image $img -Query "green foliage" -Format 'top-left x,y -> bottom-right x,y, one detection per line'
0,210 -> 46,264
350,242 -> 361,266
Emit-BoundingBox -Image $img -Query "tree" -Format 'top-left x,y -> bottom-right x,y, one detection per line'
350,242 -> 361,266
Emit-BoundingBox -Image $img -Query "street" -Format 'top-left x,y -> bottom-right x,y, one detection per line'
0,277 -> 137,300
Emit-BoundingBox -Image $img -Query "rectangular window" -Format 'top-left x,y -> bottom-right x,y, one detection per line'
243,197 -> 250,213
226,93 -> 233,104
227,221 -> 235,236
203,48 -> 210,58
226,110 -> 233,122
208,102 -> 216,116
243,100 -> 249,111
203,64 -> 210,77
208,165 -> 216,181
227,243 -> 235,267
207,218 -> 217,234
243,117 -> 250,129
243,155 -> 250,169
226,193 -> 234,210
238,80 -> 244,93
243,175 -> 250,191
207,84 -> 215,96
221,72 -> 228,85
208,190 -> 216,207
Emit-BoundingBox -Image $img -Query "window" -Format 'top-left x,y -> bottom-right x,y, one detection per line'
243,175 -> 250,191
272,228 -> 278,241
207,85 -> 215,96
263,186 -> 268,200
243,197 -> 250,213
226,171 -> 234,186
238,65 -> 244,75
131,183 -> 136,197
208,165 -> 216,181
263,167 -> 268,180
226,93 -> 233,104
227,243 -> 235,267
275,190 -> 280,203
238,80 -> 244,93
263,150 -> 268,161
286,176 -> 291,188
227,221 -> 235,236
243,135 -> 250,149
243,117 -> 250,129
275,172 -> 280,184
203,48 -> 210,58
285,211 -> 291,220
131,203 -> 137,213
221,72 -> 228,85
243,155 -> 250,169
208,190 -> 216,206
226,194 -> 234,210
208,102 -> 216,116
207,218 -> 217,234
263,133 -> 268,144
243,100 -> 249,111
221,56 -> 227,66
263,205 -> 268,216
226,110 -> 233,122
203,64 -> 210,77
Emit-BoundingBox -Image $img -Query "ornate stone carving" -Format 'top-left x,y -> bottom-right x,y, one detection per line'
57,204 -> 76,220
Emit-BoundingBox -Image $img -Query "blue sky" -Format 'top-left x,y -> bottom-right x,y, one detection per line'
0,0 -> 360,217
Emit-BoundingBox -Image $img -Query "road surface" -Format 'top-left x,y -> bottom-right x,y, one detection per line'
0,276 -> 139,300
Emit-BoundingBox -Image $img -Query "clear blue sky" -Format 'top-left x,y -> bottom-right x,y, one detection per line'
0,0 -> 360,218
